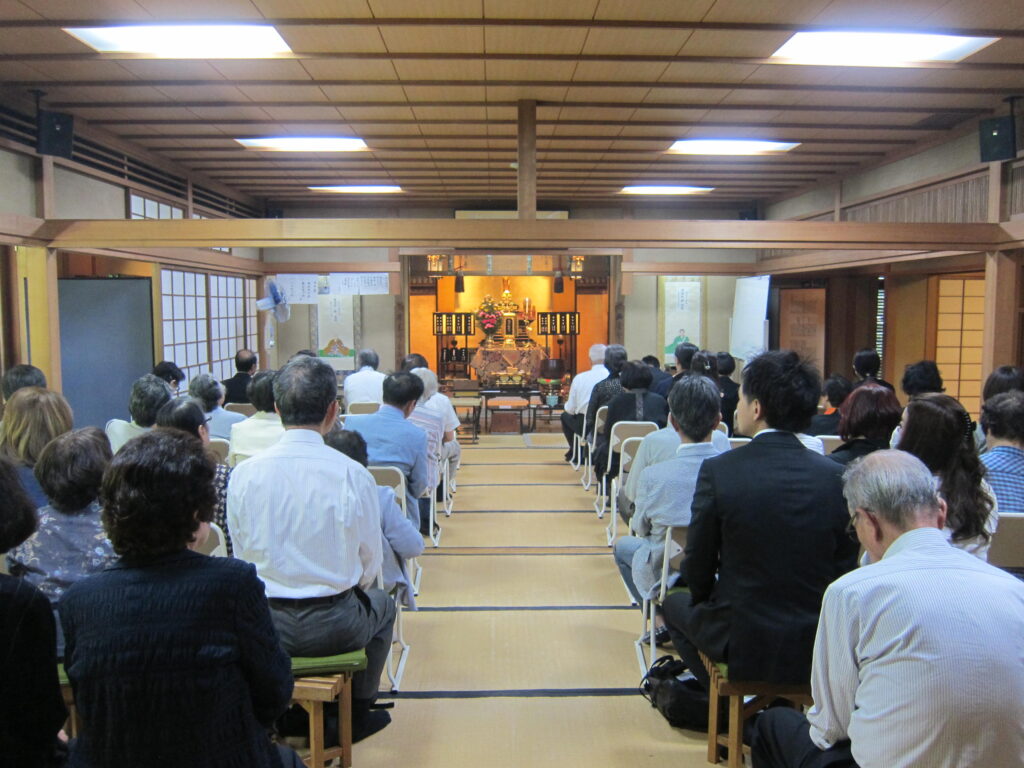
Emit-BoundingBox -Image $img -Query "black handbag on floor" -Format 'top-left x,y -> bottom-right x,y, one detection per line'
639,655 -> 710,730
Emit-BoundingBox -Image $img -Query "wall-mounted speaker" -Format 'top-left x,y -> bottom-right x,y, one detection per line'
979,115 -> 1017,163
36,109 -> 74,159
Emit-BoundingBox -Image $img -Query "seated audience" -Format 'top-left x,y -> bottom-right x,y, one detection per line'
584,344 -> 628,441
345,372 -> 431,531
151,360 -> 184,394
1,387 -> 74,506
716,352 -> 739,436
228,356 -> 394,741
222,348 -> 257,404
754,450 -> 1024,768
662,350 -> 858,693
2,362 -> 46,404
808,374 -> 852,436
326,428 -> 424,608
980,391 -> 1024,517
889,359 -> 947,448
652,341 -> 698,399
0,457 -> 66,767
401,355 -> 463,479
228,370 -> 284,465
688,350 -> 718,381
560,343 -> 608,460
642,354 -> 672,391
407,368 -> 445,526
157,397 -> 233,554
977,365 -> 1024,453
105,373 -> 172,453
61,429 -> 301,767
896,392 -> 997,560
190,372 -> 245,440
828,383 -> 903,466
7,427 -> 116,655
593,361 -> 668,483
614,376 -> 723,620
851,347 -> 894,392
344,349 -> 387,405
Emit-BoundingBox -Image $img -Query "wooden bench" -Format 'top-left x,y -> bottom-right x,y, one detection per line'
291,650 -> 368,768
701,652 -> 812,768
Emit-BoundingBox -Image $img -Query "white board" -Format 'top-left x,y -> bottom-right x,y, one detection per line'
729,275 -> 771,362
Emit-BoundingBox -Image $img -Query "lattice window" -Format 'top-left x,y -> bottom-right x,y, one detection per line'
208,274 -> 246,381
245,278 -> 258,353
130,192 -> 183,221
160,269 -> 208,385
875,279 -> 886,363
935,277 -> 985,416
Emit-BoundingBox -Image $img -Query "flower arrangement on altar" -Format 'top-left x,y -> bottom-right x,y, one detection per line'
476,295 -> 502,335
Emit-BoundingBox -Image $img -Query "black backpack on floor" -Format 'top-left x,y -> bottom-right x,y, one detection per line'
639,655 -> 710,730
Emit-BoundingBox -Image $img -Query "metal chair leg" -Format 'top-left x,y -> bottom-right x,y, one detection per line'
606,477 -> 619,545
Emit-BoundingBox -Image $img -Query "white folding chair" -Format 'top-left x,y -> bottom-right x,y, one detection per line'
197,522 -> 228,557
440,455 -> 454,517
571,411 -> 587,471
582,405 -> 608,491
819,435 -> 843,454
369,466 -> 422,595
635,525 -> 688,675
347,402 -> 379,415
606,436 -> 645,546
594,420 -> 659,519
225,402 -> 256,417
728,437 -> 751,450
375,570 -> 410,691
228,451 -> 253,468
716,421 -> 729,435
207,438 -> 230,465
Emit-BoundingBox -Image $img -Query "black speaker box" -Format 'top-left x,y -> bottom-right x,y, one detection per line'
979,115 -> 1016,163
36,109 -> 74,159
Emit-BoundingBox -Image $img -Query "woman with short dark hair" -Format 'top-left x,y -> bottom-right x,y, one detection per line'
594,360 -> 669,483
0,456 -> 67,767
828,384 -> 903,466
7,427 -> 117,655
59,429 -> 298,768
897,393 -> 997,560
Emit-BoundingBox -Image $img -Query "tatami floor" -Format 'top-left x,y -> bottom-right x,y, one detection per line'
356,433 -> 711,767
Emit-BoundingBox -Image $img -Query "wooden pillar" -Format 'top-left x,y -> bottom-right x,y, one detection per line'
13,246 -> 61,391
987,161 -> 1007,223
35,155 -> 54,219
517,100 -> 537,220
982,250 -> 1022,377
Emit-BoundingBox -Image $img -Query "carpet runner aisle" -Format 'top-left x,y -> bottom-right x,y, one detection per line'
355,433 -> 711,768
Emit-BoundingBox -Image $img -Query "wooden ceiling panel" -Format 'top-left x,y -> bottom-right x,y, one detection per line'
580,27 -> 693,56
320,84 -> 408,101
410,105 -> 488,121
392,58 -> 485,80
484,105 -> 517,121
483,60 -> 578,81
298,59 -> 399,80
379,25 -> 484,54
18,0 -> 146,18
484,26 -> 589,55
346,122 -> 424,135
72,105 -> 199,121
132,0 -> 263,19
367,0 -> 482,17
647,86 -> 732,104
810,0 -> 949,26
570,61 -> 672,83
338,105 -> 417,120
561,84 -> 652,102
485,85 -> 571,102
249,0 -> 373,18
185,105 -> 275,121
278,26 -> 388,54
922,0 -> 1024,28
0,62 -> 51,81
235,84 -> 330,101
704,0 -> 832,23
153,84 -> 250,101
593,0 -> 715,21
116,61 -> 228,79
659,61 -> 759,83
368,137 -> 429,148
0,1 -> 42,20
260,105 -> 344,120
680,29 -> 792,58
0,26 -> 92,53
211,60 -> 315,80
622,107 -> 711,122
424,137 -> 490,148
960,38 -> 1024,65
402,84 -> 486,101
555,105 -> 636,122
483,0 -> 599,19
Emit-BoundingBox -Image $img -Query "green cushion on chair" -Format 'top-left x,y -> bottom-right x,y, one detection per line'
715,662 -> 729,680
665,586 -> 690,597
291,650 -> 368,677
57,664 -> 70,686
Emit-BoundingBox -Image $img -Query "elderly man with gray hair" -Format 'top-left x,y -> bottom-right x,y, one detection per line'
560,343 -> 608,460
343,349 -> 387,406
189,372 -> 245,440
105,373 -> 173,453
753,450 -> 1024,768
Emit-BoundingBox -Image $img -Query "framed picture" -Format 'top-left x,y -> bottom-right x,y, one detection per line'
658,276 -> 706,364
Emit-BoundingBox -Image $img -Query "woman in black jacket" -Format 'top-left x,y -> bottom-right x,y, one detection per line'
593,361 -> 669,483
59,429 -> 300,768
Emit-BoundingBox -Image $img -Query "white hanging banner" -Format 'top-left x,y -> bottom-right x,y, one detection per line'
273,273 -> 319,305
326,272 -> 390,295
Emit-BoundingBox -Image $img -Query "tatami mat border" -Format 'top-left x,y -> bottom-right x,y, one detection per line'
415,605 -> 633,612
381,688 -> 637,699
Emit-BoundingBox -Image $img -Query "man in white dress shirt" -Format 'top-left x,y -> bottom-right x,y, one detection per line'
560,343 -> 608,460
343,349 -> 387,405
228,355 -> 395,741
753,450 -> 1024,768
227,370 -> 284,465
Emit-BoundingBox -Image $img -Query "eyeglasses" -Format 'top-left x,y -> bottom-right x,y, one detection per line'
846,509 -> 861,541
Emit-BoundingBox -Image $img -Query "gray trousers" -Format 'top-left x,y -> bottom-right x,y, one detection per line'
269,587 -> 396,702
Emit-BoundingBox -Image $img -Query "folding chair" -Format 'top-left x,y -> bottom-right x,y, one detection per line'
440,455 -> 454,517
606,436 -> 644,546
196,521 -> 228,557
228,451 -> 252,468
368,466 -> 422,595
635,525 -> 689,675
347,402 -> 379,415
728,437 -> 750,450
581,405 -> 608,491
990,514 -> 1024,569
819,435 -> 843,454
594,420 -> 658,519
570,411 -> 587,471
207,438 -> 230,464
716,421 -> 729,435
224,402 -> 256,417
375,571 -> 410,691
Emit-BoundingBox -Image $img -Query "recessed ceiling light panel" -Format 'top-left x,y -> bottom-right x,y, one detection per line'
308,185 -> 403,194
668,139 -> 800,155
63,25 -> 292,58
236,137 -> 368,152
771,31 -> 998,67
620,185 -> 714,195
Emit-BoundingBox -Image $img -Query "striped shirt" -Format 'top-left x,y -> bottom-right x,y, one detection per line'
808,527 -> 1024,768
981,445 -> 1024,517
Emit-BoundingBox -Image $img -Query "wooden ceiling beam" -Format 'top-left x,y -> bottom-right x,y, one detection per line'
5,79 -> 1018,97
3,17 -> 1022,38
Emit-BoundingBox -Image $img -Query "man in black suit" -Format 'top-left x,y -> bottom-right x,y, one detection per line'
222,349 -> 257,404
652,342 -> 698,399
662,350 -> 859,691
642,354 -> 672,391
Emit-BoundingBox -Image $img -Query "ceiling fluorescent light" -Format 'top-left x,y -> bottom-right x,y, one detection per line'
771,31 -> 998,67
668,139 -> 800,155
237,137 -> 368,152
63,25 -> 292,58
621,185 -> 713,195
308,185 -> 403,194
